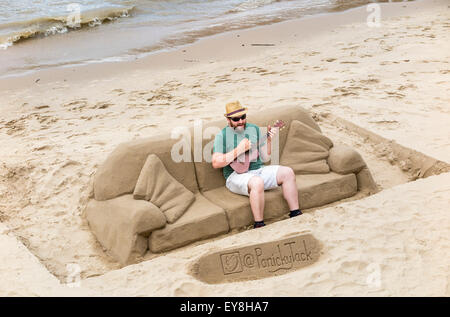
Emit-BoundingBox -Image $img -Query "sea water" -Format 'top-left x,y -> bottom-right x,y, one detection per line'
0,0 -> 393,77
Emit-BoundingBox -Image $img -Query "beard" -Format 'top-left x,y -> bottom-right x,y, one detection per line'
234,124 -> 245,132
228,119 -> 246,132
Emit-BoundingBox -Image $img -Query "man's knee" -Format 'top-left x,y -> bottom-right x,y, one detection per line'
277,166 -> 295,184
248,176 -> 264,193
286,166 -> 295,180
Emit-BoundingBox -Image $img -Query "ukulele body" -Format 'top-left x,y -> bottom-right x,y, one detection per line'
228,120 -> 285,174
229,149 -> 259,174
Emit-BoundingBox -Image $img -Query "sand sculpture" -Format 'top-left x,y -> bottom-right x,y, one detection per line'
190,232 -> 321,284
85,105 -> 378,265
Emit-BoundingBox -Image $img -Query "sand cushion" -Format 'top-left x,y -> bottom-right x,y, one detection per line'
149,193 -> 229,252
280,120 -> 333,174
327,144 -> 366,174
85,194 -> 166,265
296,173 -> 357,208
203,186 -> 288,230
203,172 -> 356,229
133,154 -> 195,224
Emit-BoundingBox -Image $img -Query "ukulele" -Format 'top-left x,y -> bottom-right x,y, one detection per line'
229,120 -> 286,174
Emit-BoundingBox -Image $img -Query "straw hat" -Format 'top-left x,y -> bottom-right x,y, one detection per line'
224,101 -> 248,118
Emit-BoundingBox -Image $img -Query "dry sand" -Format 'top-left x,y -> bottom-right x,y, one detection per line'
0,0 -> 449,296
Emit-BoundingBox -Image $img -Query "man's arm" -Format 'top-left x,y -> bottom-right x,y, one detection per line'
211,149 -> 239,169
212,138 -> 251,169
259,142 -> 271,162
259,125 -> 276,162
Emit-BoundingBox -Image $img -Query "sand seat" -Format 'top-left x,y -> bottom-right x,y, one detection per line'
203,172 -> 357,230
149,193 -> 229,253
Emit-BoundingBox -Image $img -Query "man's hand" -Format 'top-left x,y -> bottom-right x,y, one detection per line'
267,125 -> 278,141
261,125 -> 278,159
236,138 -> 252,156
212,138 -> 251,169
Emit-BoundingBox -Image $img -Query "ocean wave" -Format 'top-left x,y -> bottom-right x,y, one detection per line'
226,0 -> 282,14
0,4 -> 134,50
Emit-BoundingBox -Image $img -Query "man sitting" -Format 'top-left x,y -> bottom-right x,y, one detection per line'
211,101 -> 302,229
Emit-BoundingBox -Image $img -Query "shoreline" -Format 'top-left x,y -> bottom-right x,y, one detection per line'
0,0 -> 437,91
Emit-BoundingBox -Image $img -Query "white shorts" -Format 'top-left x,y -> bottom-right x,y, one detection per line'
226,165 -> 280,196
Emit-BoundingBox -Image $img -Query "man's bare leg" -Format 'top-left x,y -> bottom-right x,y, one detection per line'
276,166 -> 299,211
247,176 -> 265,222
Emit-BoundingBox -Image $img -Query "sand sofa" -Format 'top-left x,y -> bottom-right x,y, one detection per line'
85,105 -> 377,265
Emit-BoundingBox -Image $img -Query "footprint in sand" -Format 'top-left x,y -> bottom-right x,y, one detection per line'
128,90 -> 149,99
334,86 -> 367,97
110,88 -> 125,96
232,66 -> 269,74
176,113 -> 192,119
303,51 -> 320,57
92,101 -> 114,109
259,71 -> 279,76
147,93 -> 174,104
163,80 -> 183,89
34,114 -> 58,130
312,66 -> 327,72
312,102 -> 332,108
133,124 -> 158,132
35,105 -> 50,110
64,100 -> 88,112
341,45 -> 360,51
32,145 -> 54,152
384,91 -> 406,99
397,84 -> 417,91
359,78 -> 380,85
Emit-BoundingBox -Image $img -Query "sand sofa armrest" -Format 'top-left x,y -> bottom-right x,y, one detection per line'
327,144 -> 379,193
327,144 -> 367,174
85,194 -> 166,265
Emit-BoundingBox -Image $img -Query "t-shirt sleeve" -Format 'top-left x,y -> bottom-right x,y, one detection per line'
213,131 -> 225,154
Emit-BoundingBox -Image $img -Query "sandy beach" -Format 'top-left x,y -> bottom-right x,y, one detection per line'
0,0 -> 449,296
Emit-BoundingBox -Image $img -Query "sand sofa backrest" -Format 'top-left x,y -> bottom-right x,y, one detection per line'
93,130 -> 198,201
93,105 -> 320,199
192,105 -> 322,192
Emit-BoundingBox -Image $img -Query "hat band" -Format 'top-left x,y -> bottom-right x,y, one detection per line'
226,108 -> 245,117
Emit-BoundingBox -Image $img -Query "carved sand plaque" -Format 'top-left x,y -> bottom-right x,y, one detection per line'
190,233 -> 321,284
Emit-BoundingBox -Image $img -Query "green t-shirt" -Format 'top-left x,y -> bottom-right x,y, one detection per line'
213,123 -> 264,180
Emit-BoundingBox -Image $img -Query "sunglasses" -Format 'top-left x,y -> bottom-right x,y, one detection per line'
230,114 -> 246,122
